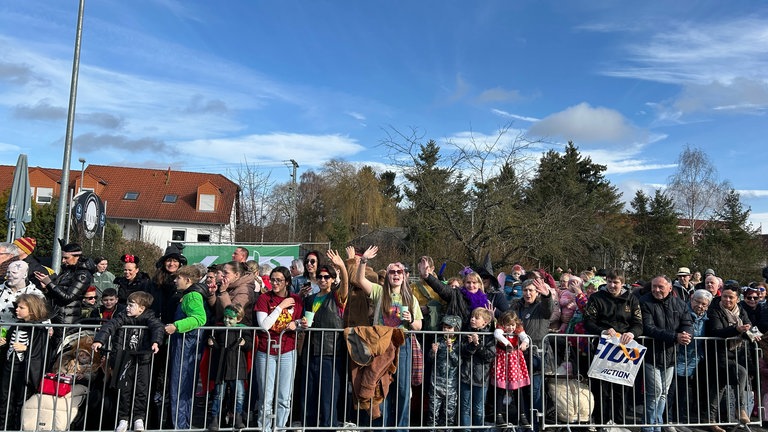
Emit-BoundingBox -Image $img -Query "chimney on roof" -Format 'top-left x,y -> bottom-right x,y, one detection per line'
165,166 -> 171,185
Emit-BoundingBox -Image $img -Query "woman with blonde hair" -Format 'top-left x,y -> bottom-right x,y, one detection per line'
356,246 -> 422,432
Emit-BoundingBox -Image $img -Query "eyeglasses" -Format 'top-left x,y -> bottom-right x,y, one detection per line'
307,259 -> 317,264
388,269 -> 403,275
318,274 -> 333,280
745,296 -> 759,300
269,278 -> 285,284
84,296 -> 97,300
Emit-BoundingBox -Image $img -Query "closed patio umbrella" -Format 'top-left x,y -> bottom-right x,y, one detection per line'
5,154 -> 32,242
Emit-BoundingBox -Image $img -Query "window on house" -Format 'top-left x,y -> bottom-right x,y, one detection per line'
198,194 -> 215,211
172,230 -> 186,241
197,234 -> 211,242
36,187 -> 53,204
163,194 -> 178,203
123,192 -> 139,200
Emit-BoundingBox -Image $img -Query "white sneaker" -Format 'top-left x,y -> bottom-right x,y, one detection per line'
134,419 -> 145,432
115,420 -> 128,432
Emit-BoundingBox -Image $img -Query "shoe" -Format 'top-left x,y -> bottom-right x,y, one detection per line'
207,420 -> 219,432
674,426 -> 692,432
495,413 -> 507,426
234,414 -> 245,429
133,419 -> 145,432
706,426 -> 726,432
661,427 -> 677,432
740,409 -> 751,424
115,420 -> 128,432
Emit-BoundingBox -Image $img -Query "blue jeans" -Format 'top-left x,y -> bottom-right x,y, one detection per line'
644,363 -> 674,432
381,336 -> 411,432
459,382 -> 487,432
304,354 -> 344,428
211,380 -> 246,419
255,350 -> 296,432
168,329 -> 202,429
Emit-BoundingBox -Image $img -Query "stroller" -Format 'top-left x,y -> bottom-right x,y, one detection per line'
22,326 -> 107,431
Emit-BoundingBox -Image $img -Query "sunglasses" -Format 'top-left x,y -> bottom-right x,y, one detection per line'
318,274 -> 334,280
84,296 -> 97,300
307,259 -> 317,264
745,296 -> 759,300
388,269 -> 404,275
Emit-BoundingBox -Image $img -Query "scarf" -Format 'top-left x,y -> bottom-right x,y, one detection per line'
462,287 -> 489,312
719,301 -> 744,350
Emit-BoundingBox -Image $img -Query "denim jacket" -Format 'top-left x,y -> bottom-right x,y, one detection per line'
676,305 -> 707,377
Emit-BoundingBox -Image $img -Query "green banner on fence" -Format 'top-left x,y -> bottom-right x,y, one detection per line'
181,244 -> 300,268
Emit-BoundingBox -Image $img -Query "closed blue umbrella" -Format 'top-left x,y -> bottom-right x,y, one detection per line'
5,154 -> 32,242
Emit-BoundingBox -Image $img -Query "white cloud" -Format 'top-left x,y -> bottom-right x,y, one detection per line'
346,111 -> 366,122
475,87 -> 521,103
0,142 -> 22,153
491,109 -> 539,122
737,190 -> 768,199
177,133 -> 365,168
604,17 -> 768,85
528,103 -> 645,145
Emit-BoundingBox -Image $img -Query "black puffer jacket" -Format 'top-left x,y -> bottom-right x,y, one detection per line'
115,271 -> 153,304
460,322 -> 496,386
639,292 -> 692,368
46,257 -> 96,324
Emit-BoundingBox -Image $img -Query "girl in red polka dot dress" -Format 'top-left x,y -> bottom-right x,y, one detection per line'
493,310 -> 531,425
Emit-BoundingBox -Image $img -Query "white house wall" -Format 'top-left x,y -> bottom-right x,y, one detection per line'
110,210 -> 236,251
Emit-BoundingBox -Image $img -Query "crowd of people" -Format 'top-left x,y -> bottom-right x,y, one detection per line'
1,237 -> 768,432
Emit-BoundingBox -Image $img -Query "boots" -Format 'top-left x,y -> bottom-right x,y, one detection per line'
234,414 -> 245,429
739,409 -> 751,424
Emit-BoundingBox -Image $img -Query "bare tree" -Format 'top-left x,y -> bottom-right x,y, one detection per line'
666,145 -> 730,244
228,158 -> 274,242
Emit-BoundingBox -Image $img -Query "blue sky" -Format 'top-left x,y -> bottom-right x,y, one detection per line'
2,1 -> 768,230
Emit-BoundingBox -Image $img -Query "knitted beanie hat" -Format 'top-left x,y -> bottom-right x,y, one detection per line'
13,237 -> 36,255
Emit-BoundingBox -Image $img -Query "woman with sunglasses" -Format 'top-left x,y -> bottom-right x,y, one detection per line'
291,251 -> 321,297
301,250 -> 349,430
356,246 -> 422,432
740,285 -> 768,333
253,266 -> 302,432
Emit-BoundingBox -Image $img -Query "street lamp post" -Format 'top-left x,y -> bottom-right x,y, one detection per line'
78,158 -> 86,193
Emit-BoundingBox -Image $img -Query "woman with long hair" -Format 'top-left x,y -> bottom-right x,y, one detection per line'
356,246 -> 422,432
253,266 -> 302,432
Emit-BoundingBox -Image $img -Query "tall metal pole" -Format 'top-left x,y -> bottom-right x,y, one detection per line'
52,0 -> 85,273
289,159 -> 298,242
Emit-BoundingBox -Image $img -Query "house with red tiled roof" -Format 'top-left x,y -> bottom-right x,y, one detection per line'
1,163 -> 240,250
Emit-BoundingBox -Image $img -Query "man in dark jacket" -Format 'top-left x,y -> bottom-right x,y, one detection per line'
583,269 -> 643,428
640,276 -> 693,432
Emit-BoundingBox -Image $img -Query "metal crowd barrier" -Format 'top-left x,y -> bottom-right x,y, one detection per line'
1,322 -> 764,432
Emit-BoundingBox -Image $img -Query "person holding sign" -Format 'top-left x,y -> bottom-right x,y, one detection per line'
583,269 -> 643,428
639,276 -> 692,432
